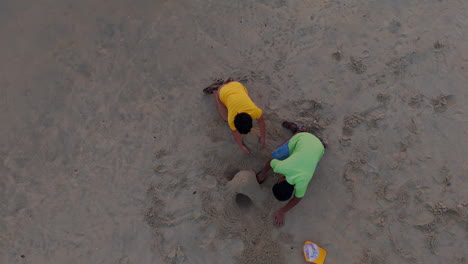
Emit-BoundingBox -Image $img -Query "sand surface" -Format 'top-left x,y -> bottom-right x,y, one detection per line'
1,0 -> 468,263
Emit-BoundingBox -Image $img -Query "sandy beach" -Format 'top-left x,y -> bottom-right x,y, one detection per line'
1,0 -> 467,263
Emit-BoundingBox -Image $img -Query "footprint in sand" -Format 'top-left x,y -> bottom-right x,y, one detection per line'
431,94 -> 456,113
342,114 -> 364,137
348,56 -> 367,74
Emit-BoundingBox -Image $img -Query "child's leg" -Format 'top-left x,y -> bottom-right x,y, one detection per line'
256,139 -> 291,183
213,89 -> 228,121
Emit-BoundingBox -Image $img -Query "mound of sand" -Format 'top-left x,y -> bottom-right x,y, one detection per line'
226,170 -> 266,209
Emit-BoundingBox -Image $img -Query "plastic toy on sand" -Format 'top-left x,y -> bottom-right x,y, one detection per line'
303,241 -> 327,263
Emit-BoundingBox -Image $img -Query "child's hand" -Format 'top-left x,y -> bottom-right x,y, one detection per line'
274,210 -> 285,227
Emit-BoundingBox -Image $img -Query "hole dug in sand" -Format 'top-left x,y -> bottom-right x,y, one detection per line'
235,193 -> 253,209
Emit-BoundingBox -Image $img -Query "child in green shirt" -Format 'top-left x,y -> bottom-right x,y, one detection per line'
257,121 -> 325,226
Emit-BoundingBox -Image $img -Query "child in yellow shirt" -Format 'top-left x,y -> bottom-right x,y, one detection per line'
204,78 -> 266,154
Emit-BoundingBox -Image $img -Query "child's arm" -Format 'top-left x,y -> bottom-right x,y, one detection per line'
232,130 -> 249,154
274,196 -> 302,226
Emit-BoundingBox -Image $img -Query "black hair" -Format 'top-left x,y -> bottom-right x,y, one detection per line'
272,181 -> 294,201
234,113 -> 253,134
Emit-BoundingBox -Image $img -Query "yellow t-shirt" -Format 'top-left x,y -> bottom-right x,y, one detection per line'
219,82 -> 263,131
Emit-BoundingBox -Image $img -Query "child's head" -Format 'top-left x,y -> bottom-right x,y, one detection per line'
272,181 -> 294,201
234,113 -> 253,134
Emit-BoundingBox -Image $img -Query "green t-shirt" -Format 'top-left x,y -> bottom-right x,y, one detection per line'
270,133 -> 325,198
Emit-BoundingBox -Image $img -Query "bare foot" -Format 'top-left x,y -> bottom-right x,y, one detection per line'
282,121 -> 306,133
203,84 -> 221,94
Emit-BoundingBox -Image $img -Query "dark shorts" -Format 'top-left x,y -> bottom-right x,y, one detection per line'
271,141 -> 290,160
